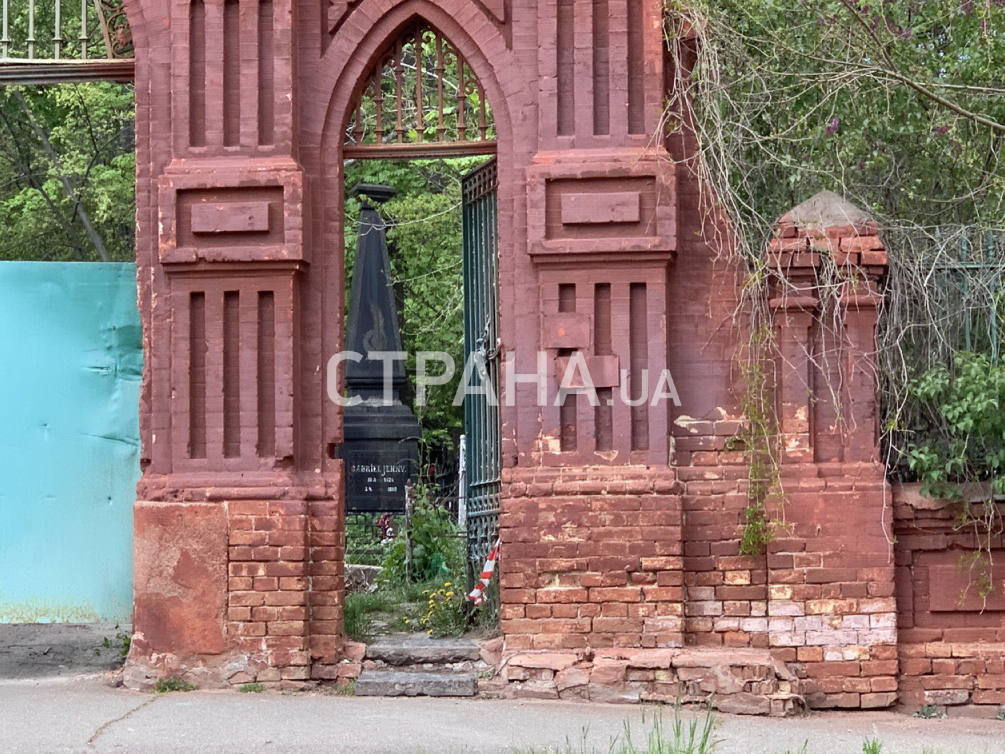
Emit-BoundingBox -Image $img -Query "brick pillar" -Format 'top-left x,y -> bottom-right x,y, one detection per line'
764,192 -> 897,710
125,0 -> 351,690
491,0 -> 684,700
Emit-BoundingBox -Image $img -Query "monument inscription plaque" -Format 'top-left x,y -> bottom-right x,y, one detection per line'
344,444 -> 416,513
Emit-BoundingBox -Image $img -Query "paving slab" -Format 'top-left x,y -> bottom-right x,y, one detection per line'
355,669 -> 478,697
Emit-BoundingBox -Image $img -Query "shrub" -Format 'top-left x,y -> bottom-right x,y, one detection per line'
905,352 -> 1005,598
906,352 -> 1005,501
380,497 -> 464,585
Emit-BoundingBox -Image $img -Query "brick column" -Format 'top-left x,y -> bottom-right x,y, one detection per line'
125,0 -> 351,690
763,192 -> 897,710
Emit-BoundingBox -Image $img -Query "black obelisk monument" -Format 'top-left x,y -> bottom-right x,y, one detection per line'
342,184 -> 421,513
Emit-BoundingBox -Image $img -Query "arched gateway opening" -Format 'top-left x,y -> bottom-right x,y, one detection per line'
335,20 -> 503,622
117,0 -> 687,689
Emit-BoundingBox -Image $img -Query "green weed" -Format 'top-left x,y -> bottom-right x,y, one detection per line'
913,704 -> 946,719
95,630 -> 131,660
154,677 -> 196,693
517,702 -> 717,754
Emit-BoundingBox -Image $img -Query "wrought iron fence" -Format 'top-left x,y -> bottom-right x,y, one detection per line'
881,225 -> 1005,475
884,226 -> 1005,369
0,0 -> 132,83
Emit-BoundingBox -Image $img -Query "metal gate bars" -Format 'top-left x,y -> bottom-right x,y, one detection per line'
461,158 -> 500,614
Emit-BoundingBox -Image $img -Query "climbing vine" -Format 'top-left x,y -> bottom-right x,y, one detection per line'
736,325 -> 780,556
663,1 -> 1005,563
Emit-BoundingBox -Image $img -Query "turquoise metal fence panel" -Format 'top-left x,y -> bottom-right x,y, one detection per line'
0,262 -> 140,623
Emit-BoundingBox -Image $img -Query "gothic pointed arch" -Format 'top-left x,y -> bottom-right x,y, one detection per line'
343,19 -> 497,159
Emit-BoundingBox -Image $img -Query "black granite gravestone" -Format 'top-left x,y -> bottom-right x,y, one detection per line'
342,184 -> 422,513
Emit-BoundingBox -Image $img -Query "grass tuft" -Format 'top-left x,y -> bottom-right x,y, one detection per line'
154,677 -> 196,693
516,701 -> 717,754
343,582 -> 433,642
239,682 -> 265,693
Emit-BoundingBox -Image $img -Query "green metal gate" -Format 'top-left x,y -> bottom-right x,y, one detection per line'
461,159 -> 501,609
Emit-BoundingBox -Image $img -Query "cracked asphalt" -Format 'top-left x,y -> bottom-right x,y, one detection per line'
1,625 -> 1004,754
2,676 -> 1005,754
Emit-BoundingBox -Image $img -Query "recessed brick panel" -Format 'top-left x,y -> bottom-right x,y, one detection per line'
190,201 -> 272,234
560,191 -> 641,225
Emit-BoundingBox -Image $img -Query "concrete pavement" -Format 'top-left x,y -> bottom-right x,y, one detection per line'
0,624 -> 128,680
1,675 -> 1004,754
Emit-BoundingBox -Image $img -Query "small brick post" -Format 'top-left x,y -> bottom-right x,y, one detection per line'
764,192 -> 897,710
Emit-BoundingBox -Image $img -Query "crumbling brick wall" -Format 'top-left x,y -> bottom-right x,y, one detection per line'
894,485 -> 1005,713
500,467 -> 685,652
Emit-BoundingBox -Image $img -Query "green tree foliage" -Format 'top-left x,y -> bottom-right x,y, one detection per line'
673,0 -> 1005,237
0,83 -> 135,262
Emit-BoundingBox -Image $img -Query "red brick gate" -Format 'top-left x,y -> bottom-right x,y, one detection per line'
75,0 -> 1002,715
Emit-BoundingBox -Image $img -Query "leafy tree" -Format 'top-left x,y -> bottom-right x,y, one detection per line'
0,83 -> 135,262
672,0 -> 1005,234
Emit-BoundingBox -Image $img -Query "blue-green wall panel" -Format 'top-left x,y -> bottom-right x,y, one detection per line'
0,262 -> 141,623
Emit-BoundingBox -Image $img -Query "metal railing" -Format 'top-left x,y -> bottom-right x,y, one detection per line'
0,0 -> 133,83
344,21 -> 496,159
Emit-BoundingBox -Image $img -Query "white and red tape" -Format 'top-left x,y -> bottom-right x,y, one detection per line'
466,538 -> 501,605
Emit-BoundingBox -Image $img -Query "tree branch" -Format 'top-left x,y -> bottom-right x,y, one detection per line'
835,0 -> 1005,134
13,90 -> 110,261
